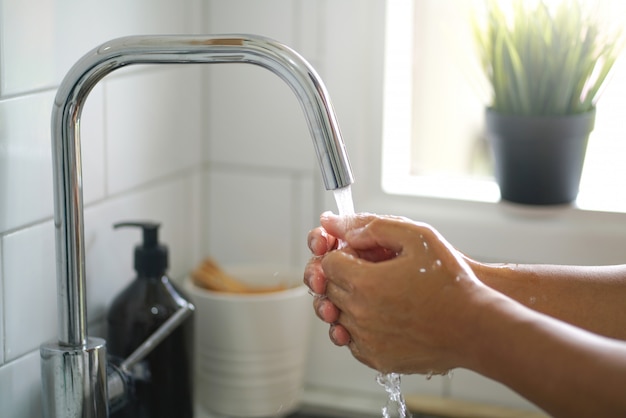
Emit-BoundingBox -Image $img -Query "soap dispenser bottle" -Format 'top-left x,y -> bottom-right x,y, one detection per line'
107,221 -> 194,418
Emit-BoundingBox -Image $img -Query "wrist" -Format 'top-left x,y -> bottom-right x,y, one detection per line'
464,257 -> 522,296
463,257 -> 497,287
458,288 -> 526,375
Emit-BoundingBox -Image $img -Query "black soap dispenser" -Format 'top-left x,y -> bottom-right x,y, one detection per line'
107,221 -> 194,418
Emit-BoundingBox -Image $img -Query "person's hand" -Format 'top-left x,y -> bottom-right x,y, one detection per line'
304,212 -> 398,345
304,220 -> 346,344
307,212 -> 490,375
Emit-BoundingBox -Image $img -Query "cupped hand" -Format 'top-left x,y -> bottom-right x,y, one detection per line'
304,212 -> 398,345
308,212 -> 489,375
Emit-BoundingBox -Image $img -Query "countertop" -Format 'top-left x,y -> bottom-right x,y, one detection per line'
194,386 -> 548,418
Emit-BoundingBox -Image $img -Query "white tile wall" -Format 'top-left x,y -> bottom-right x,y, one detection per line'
0,352 -> 43,418
0,93 -> 56,231
3,222 -> 57,362
204,0 -> 317,173
0,0 -> 212,415
205,168 -> 316,268
105,66 -> 205,195
206,0 -> 296,43
206,64 -> 315,172
0,0 -> 205,96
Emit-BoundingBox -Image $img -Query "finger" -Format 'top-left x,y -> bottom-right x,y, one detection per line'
345,217 -> 439,258
329,323 -> 351,346
343,218 -> 407,255
307,227 -> 337,256
313,297 -> 340,323
303,257 -> 327,295
351,246 -> 398,263
322,250 -> 360,298
319,212 -> 379,241
310,213 -> 400,269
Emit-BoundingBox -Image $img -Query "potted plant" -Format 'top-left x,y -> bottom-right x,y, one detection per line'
473,0 -> 623,205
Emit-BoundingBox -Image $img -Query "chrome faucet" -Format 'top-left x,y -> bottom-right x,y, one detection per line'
40,34 -> 354,418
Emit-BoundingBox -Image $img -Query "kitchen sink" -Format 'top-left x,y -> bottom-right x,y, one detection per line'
286,406 -> 379,418
287,406 -> 439,418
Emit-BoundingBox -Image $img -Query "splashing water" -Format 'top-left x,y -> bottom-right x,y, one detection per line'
332,186 -> 412,418
376,373 -> 411,418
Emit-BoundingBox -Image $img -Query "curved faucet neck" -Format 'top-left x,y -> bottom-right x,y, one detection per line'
51,34 -> 354,347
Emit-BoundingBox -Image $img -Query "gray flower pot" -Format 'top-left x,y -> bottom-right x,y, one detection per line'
486,108 -> 596,205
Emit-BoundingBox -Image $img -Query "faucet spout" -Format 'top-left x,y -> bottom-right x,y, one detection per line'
42,34 -> 353,418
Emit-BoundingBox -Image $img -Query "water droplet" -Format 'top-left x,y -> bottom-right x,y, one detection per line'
529,296 -> 537,305
424,370 -> 453,381
419,268 -> 426,273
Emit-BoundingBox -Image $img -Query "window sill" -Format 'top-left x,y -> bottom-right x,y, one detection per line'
382,173 -> 626,215
382,175 -> 499,204
355,175 -> 626,265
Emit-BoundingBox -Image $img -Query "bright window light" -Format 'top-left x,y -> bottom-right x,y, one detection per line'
382,0 -> 626,212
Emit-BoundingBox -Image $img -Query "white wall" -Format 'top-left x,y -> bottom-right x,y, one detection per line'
0,0 -> 208,416
3,1 -> 626,417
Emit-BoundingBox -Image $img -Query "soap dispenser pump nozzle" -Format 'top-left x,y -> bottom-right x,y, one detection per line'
113,221 -> 168,278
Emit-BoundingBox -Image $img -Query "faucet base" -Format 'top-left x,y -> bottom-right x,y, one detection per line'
41,337 -> 108,418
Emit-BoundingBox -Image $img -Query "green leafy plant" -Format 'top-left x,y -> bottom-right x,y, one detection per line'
473,0 -> 623,116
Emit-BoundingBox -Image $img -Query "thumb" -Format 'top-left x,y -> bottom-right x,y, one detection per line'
344,217 -> 433,257
320,212 -> 379,241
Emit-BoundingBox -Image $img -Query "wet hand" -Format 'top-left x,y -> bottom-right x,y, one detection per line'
305,212 -> 390,345
304,219 -> 351,345
320,213 -> 487,374
305,212 -> 415,347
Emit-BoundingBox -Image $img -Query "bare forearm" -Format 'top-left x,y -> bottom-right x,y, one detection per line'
465,293 -> 626,417
468,261 -> 626,339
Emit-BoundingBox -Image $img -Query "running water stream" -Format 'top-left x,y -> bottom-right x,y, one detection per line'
332,186 -> 412,418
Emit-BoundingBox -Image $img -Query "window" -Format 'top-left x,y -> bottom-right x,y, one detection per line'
382,0 -> 626,212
